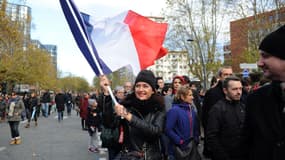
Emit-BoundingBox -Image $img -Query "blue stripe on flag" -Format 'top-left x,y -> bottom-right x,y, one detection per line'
59,0 -> 111,76
81,13 -> 112,74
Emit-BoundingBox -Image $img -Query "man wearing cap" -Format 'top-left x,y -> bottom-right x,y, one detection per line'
244,25 -> 285,160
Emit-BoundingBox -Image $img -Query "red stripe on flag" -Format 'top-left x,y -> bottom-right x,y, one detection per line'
124,10 -> 168,69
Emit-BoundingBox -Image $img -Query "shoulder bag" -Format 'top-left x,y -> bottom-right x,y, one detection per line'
173,140 -> 201,160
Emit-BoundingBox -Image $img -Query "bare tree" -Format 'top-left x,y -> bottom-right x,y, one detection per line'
227,0 -> 285,66
163,0 -> 230,88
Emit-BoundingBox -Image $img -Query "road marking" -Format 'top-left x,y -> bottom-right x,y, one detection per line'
0,147 -> 6,152
98,158 -> 106,160
54,116 -> 68,119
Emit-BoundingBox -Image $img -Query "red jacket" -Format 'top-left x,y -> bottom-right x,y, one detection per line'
79,97 -> 88,120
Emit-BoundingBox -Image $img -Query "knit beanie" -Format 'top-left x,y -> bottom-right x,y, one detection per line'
135,70 -> 156,91
259,25 -> 285,60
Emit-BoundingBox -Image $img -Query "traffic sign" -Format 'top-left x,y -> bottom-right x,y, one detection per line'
240,63 -> 257,69
242,69 -> 249,78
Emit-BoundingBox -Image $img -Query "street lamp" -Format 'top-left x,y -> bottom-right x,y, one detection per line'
187,38 -> 207,88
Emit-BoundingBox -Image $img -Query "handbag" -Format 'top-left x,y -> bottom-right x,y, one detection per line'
114,150 -> 145,160
173,140 -> 201,160
100,127 -> 119,147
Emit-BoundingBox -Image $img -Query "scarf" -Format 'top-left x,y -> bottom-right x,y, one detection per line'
122,93 -> 163,116
8,102 -> 15,116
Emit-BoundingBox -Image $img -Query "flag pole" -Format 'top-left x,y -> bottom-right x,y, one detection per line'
64,0 -> 118,105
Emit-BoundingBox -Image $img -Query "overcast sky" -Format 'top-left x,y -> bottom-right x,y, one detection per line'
25,0 -> 166,84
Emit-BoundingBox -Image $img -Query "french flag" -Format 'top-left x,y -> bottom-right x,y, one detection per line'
60,0 -> 168,76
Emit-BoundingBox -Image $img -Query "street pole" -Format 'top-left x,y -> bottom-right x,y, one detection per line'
187,39 -> 207,88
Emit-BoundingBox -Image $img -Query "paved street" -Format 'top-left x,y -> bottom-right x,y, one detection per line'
0,110 -> 107,160
0,110 -> 209,160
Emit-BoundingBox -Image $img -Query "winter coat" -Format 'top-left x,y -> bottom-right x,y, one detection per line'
65,93 -> 73,105
97,93 -> 122,150
192,89 -> 202,120
30,96 -> 38,109
0,99 -> 6,112
166,102 -> 200,148
164,94 -> 174,111
41,92 -> 51,103
75,95 -> 81,106
6,97 -> 24,122
79,97 -> 88,120
202,80 -> 225,129
97,93 -> 117,128
245,81 -> 285,160
86,106 -> 101,128
55,93 -> 65,112
23,95 -> 30,110
86,106 -> 101,136
206,99 -> 247,160
120,93 -> 166,160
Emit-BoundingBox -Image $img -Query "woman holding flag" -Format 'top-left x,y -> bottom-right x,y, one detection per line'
59,1 -> 168,159
113,70 -> 166,160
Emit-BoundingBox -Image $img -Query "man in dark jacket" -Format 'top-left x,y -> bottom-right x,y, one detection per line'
206,76 -> 246,160
55,90 -> 65,122
202,66 -> 233,157
41,90 -> 51,117
65,92 -> 73,116
244,25 -> 285,160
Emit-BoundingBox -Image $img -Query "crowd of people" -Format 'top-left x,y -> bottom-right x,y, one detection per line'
0,25 -> 284,160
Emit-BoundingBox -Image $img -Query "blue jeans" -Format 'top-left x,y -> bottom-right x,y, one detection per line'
8,121 -> 20,138
42,103 -> 49,117
58,111 -> 63,122
66,103 -> 72,116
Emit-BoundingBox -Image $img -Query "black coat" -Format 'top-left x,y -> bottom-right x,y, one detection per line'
207,99 -> 246,160
120,93 -> 166,160
86,107 -> 101,127
245,81 -> 285,160
29,96 -> 38,110
55,93 -> 65,112
97,93 -> 118,129
41,92 -> 51,103
202,81 -> 225,129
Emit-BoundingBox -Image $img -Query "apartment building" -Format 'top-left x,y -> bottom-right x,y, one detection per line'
230,7 -> 285,72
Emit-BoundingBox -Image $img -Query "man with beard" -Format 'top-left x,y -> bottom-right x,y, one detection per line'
206,76 -> 246,160
244,25 -> 285,160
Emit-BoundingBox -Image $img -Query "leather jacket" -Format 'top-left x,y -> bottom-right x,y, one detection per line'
121,93 -> 166,160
